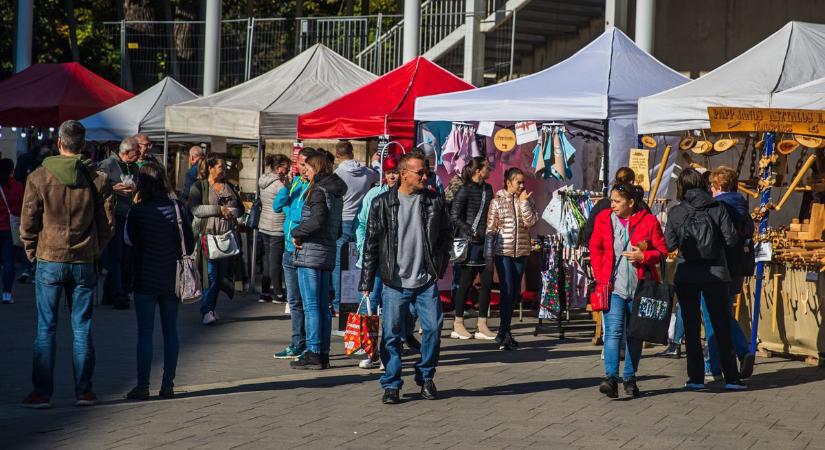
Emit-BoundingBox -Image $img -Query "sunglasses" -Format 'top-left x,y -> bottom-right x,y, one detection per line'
403,168 -> 428,178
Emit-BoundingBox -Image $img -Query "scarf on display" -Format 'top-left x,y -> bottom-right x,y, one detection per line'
441,123 -> 488,175
532,125 -> 576,181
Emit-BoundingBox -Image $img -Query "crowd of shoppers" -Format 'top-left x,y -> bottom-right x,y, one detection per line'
15,123 -> 760,408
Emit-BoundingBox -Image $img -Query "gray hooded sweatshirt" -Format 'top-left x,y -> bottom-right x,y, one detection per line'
334,159 -> 378,222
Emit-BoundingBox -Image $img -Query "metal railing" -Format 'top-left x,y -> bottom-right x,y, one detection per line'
356,0 -> 466,75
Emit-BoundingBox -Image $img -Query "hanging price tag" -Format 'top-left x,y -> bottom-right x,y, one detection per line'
755,241 -> 773,262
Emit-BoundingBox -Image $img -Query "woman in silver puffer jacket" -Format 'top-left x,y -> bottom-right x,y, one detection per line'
484,167 -> 538,350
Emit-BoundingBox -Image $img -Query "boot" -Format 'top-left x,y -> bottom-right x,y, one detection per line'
474,317 -> 496,340
450,317 -> 472,339
656,342 -> 681,359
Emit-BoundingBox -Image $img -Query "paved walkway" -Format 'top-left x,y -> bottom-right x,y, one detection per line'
2,282 -> 825,449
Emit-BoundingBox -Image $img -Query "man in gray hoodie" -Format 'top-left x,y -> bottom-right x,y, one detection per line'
332,141 -> 378,314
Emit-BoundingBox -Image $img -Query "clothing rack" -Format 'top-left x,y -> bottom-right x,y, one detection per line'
534,236 -> 567,339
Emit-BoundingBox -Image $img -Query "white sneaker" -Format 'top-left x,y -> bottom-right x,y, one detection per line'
213,311 -> 220,321
353,349 -> 367,357
284,303 -> 291,314
202,311 -> 216,325
359,358 -> 379,369
2,292 -> 12,304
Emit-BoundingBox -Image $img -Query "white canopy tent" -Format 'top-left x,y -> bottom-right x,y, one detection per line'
81,77 -> 197,141
414,27 -> 688,198
638,21 -> 825,134
165,44 -> 377,140
771,75 -> 825,109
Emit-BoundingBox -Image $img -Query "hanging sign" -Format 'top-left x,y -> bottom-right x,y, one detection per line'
477,121 -> 495,137
514,121 -> 538,145
755,241 -> 773,262
628,148 -> 651,192
493,128 -> 517,152
708,107 -> 825,137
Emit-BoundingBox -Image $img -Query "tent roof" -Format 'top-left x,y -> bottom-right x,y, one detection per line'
771,75 -> 825,109
297,56 -> 474,149
414,27 -> 687,122
81,77 -> 196,141
165,44 -> 377,140
0,62 -> 133,127
638,21 -> 825,134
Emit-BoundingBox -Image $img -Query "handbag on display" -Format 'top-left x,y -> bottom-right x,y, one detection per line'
0,185 -> 21,247
172,201 -> 202,304
206,230 -> 240,260
450,188 -> 487,263
627,260 -> 673,345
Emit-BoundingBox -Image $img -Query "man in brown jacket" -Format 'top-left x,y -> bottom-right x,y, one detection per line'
20,120 -> 115,409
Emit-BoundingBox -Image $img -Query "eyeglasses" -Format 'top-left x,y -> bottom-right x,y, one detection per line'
403,168 -> 428,178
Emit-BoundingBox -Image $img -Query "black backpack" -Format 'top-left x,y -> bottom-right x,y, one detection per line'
679,204 -> 721,261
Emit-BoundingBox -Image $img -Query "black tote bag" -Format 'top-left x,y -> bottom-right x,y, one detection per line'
627,259 -> 673,345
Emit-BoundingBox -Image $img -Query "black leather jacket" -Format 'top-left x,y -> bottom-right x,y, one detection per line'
359,186 -> 453,291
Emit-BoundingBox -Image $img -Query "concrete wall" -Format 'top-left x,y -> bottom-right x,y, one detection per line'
516,0 -> 825,79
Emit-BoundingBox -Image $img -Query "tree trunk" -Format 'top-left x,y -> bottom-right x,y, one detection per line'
361,0 -> 369,15
64,0 -> 80,61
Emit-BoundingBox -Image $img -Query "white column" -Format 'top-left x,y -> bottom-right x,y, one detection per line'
635,0 -> 656,53
403,0 -> 420,62
15,0 -> 33,72
604,0 -> 627,31
463,0 -> 485,86
203,0 -> 221,95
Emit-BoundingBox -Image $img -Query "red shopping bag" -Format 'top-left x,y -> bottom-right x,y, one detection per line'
344,294 -> 380,359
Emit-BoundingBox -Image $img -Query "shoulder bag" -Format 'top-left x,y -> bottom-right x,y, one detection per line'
450,188 -> 487,263
172,200 -> 202,303
0,185 -> 20,247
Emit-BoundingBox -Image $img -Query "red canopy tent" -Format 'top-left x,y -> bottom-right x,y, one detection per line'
297,57 -> 473,151
0,62 -> 133,127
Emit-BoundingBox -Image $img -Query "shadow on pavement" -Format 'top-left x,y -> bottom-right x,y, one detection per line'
436,377 -> 605,399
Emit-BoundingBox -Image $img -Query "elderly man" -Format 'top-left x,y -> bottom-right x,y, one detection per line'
181,145 -> 204,202
20,120 -> 114,408
98,137 -> 139,309
134,133 -> 157,168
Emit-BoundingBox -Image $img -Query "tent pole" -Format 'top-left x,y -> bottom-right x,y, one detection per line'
248,136 -> 263,295
602,119 -> 610,195
750,132 -> 774,355
163,130 -> 168,169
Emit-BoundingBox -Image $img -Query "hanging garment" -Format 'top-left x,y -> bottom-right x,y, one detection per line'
543,128 -> 555,178
558,128 -> 577,181
441,124 -> 462,174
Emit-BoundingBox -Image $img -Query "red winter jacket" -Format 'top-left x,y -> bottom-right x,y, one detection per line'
588,207 -> 667,292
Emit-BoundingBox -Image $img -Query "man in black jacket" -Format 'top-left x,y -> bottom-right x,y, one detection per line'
360,152 -> 452,404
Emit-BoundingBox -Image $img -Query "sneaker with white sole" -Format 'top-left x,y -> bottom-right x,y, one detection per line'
75,392 -> 98,406
724,382 -> 747,391
684,382 -> 705,390
202,311 -> 217,325
2,292 -> 12,304
359,358 -> 380,369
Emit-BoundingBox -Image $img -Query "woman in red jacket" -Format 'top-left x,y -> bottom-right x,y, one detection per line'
589,183 -> 666,398
0,158 -> 23,304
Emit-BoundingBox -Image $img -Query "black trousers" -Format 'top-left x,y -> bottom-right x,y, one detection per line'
454,264 -> 493,318
675,282 -> 740,384
261,233 -> 285,296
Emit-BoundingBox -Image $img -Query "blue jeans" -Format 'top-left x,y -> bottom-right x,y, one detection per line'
494,255 -> 526,336
200,258 -> 229,316
134,293 -> 179,390
703,277 -> 750,375
331,220 -> 355,313
379,281 -> 442,390
32,261 -> 97,397
0,231 -> 14,292
283,252 -> 305,350
297,267 -> 332,354
604,293 -> 643,380
102,216 -> 127,302
673,304 -> 685,343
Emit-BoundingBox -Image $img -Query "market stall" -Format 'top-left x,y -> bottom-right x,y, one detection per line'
297,56 -> 474,151
81,77 -> 197,142
637,21 -> 825,364
0,62 -> 133,127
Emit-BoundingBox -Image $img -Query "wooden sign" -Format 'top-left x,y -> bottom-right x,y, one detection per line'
628,148 -> 651,192
708,107 -> 825,137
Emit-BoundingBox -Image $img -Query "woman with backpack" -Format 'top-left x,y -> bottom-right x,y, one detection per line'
124,163 -> 195,400
189,157 -> 244,325
589,183 -> 667,398
289,153 -> 347,370
450,157 -> 495,340
665,168 -> 745,391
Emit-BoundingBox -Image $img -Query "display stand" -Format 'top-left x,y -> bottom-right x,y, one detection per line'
534,237 -> 566,338
750,132 -> 775,354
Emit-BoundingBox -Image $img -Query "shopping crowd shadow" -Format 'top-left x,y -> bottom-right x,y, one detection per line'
434,376 -> 604,399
